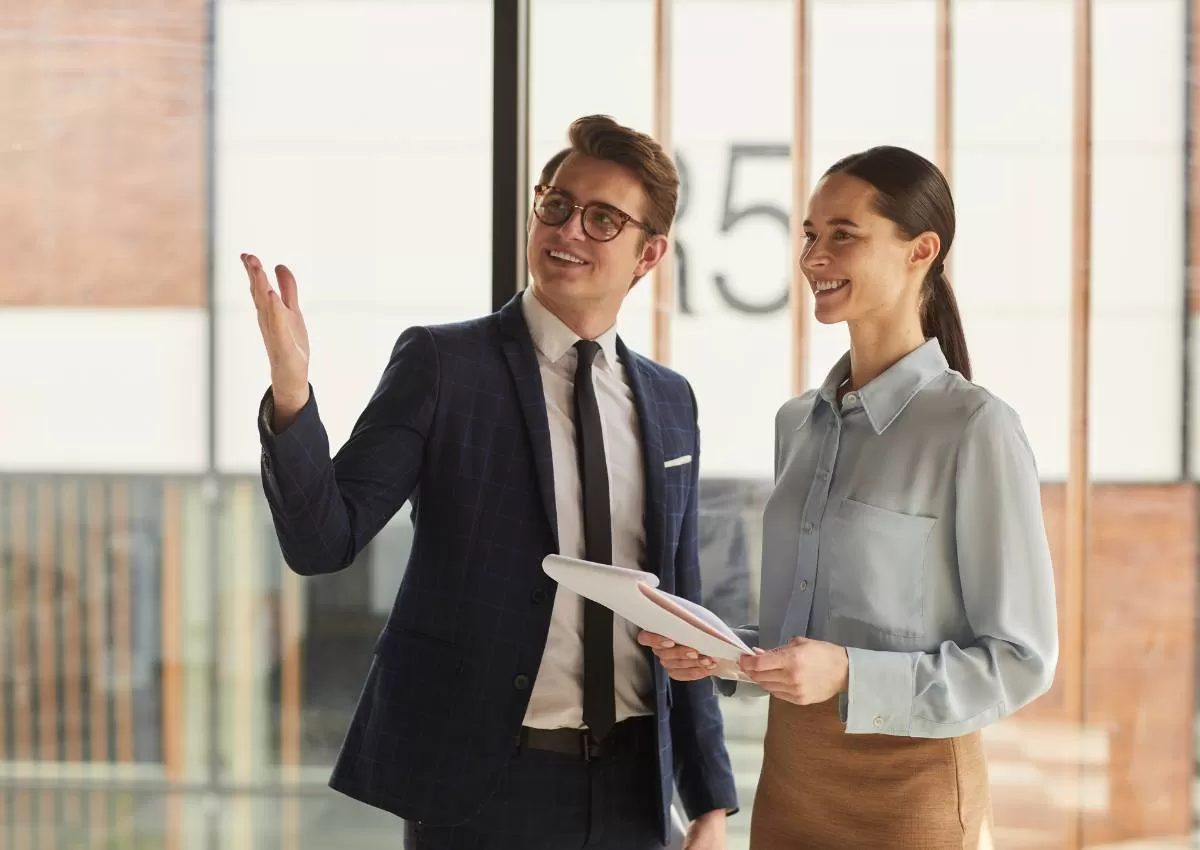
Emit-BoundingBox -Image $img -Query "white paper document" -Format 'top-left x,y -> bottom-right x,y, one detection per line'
541,555 -> 754,679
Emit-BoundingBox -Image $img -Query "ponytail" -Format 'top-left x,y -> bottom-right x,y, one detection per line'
920,267 -> 972,380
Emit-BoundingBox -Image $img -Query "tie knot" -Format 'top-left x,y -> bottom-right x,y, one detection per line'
574,339 -> 602,368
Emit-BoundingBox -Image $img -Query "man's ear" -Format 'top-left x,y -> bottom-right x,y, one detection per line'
633,233 -> 670,279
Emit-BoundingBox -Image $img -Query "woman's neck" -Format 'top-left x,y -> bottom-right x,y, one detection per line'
845,316 -> 927,391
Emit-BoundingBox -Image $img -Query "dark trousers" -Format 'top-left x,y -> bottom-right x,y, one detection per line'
403,717 -> 663,850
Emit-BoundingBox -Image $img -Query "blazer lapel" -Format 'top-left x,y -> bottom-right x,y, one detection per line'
620,339 -> 666,578
497,294 -> 559,550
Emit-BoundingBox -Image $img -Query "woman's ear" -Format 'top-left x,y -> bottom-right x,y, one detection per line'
909,231 -> 941,273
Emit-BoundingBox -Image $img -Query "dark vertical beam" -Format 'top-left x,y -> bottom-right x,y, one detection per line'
493,0 -> 531,312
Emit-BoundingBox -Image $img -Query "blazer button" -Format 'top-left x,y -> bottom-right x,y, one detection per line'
513,675 -> 531,691
531,589 -> 548,605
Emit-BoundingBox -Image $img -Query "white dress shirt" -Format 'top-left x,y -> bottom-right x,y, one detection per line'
520,291 -> 655,730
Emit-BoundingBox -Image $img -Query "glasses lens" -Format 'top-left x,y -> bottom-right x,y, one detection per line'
535,190 -> 572,225
582,207 -> 622,242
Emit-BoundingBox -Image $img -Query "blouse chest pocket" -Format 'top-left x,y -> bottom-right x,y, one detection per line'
826,498 -> 936,639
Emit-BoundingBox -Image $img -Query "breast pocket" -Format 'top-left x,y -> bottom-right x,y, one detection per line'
827,498 -> 936,639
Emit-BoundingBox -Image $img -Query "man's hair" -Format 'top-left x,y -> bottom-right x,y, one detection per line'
564,115 -> 679,237
537,147 -> 571,186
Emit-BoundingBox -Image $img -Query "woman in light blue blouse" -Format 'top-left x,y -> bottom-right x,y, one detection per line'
640,146 -> 1058,848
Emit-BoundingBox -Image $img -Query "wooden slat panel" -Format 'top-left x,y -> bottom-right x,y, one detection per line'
12,483 -> 32,849
60,481 -> 83,828
162,483 -> 184,783
1064,0 -> 1093,718
12,483 -> 33,763
61,482 -> 83,768
1189,0 -> 1200,315
935,0 -> 953,185
38,788 -> 55,850
110,481 -> 134,764
280,563 -> 303,850
1082,485 -> 1195,844
14,788 -> 31,850
651,0 -> 674,365
36,481 -> 58,768
1064,0 -> 1093,844
86,481 -> 107,834
280,570 -> 302,776
0,483 -> 7,831
790,0 -> 811,395
227,483 -> 260,850
36,481 -> 58,850
935,0 -> 954,283
988,484 -> 1196,848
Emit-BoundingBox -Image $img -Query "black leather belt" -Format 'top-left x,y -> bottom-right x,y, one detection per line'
519,715 -> 655,762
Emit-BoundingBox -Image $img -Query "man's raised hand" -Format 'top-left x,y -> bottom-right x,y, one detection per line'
243,253 -> 311,429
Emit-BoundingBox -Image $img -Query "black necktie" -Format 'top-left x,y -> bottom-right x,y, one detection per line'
573,340 -> 616,741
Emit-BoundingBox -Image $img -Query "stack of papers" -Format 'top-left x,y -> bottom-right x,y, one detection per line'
541,555 -> 753,680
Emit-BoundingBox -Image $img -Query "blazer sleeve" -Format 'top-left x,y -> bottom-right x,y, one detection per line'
258,326 -> 439,575
667,381 -> 740,818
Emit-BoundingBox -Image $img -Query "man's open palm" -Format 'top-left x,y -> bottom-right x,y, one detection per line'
243,253 -> 310,412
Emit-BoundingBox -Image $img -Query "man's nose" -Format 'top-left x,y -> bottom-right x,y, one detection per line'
557,207 -> 587,240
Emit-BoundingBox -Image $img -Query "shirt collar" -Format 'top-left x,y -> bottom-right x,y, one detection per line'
520,289 -> 619,372
817,338 -> 950,434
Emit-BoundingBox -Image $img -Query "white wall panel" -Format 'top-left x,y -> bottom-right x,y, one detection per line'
0,309 -> 207,472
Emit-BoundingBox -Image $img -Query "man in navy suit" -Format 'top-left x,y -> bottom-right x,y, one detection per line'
243,114 -> 737,850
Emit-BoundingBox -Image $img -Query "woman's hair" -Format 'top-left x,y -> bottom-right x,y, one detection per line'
824,146 -> 971,380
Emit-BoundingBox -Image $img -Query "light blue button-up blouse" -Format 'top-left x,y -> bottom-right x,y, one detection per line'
722,339 -> 1058,739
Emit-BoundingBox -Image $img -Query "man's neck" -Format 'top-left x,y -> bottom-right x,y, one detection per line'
528,287 -> 618,341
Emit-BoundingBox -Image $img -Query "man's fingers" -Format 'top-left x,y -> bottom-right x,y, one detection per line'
657,655 -> 716,678
636,631 -> 675,649
659,655 -> 712,670
276,264 -> 300,311
263,288 -> 295,353
654,646 -> 715,665
243,254 -> 274,307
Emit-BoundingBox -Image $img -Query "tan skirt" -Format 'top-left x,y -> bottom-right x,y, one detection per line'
749,697 -> 993,850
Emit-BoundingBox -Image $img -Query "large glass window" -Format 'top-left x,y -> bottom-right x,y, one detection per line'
210,0 -> 494,793
3,0 -> 1197,846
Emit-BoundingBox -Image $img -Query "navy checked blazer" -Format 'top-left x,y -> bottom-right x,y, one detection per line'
257,292 -> 738,840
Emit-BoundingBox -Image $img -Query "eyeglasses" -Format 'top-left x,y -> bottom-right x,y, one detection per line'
532,185 -> 655,242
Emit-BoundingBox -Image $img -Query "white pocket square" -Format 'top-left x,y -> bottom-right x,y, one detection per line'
664,455 -> 692,468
